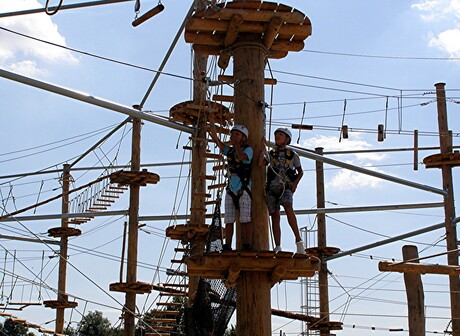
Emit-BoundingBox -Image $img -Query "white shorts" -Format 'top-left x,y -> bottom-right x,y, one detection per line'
224,190 -> 251,224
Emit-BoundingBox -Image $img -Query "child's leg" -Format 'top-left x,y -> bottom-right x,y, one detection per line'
224,192 -> 236,248
271,210 -> 281,247
225,223 -> 234,246
239,191 -> 252,247
282,202 -> 302,242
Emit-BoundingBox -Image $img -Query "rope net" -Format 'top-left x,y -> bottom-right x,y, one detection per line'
185,196 -> 236,336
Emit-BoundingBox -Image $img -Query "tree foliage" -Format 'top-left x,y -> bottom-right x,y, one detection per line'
0,318 -> 35,336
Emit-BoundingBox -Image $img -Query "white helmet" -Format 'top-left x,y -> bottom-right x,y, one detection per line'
275,127 -> 292,144
231,125 -> 249,138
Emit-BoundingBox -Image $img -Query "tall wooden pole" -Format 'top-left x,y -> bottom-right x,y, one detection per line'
187,0 -> 209,301
124,118 -> 142,336
315,148 -> 330,335
55,163 -> 70,333
434,83 -> 460,335
402,245 -> 425,335
233,35 -> 270,336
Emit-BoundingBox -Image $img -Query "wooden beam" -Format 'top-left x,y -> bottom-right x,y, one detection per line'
264,16 -> 283,49
225,14 -> 243,47
379,261 -> 460,275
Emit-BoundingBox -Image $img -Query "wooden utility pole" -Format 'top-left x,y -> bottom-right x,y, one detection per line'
315,148 -> 330,336
233,34 -> 270,335
124,117 -> 141,336
434,83 -> 460,335
402,245 -> 425,335
187,0 -> 209,301
56,163 -> 70,333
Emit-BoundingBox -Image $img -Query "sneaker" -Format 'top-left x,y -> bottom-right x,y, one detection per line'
296,240 -> 306,254
222,243 -> 232,252
274,246 -> 282,254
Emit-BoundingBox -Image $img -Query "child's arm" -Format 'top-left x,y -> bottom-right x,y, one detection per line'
208,113 -> 225,152
258,137 -> 268,167
291,166 -> 303,192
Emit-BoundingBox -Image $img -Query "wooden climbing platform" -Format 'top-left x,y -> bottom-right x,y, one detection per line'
185,1 -> 311,63
165,224 -> 209,243
423,152 -> 460,168
186,250 -> 320,287
109,281 -> 152,294
109,169 -> 160,186
170,100 -> 233,127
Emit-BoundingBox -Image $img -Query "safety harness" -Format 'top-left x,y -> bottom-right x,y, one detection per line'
266,147 -> 298,190
226,146 -> 252,209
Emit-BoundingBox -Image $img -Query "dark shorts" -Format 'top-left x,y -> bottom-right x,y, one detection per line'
266,186 -> 293,214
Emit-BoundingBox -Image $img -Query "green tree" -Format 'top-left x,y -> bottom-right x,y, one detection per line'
0,318 -> 34,336
76,310 -> 113,336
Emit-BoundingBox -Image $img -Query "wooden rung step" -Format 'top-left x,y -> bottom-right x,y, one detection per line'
205,200 -> 218,206
100,194 -> 120,198
109,186 -> 129,190
199,175 -> 217,181
97,198 -> 115,202
193,192 -> 212,198
174,247 -> 189,252
150,325 -> 175,332
183,146 -> 193,150
166,269 -> 188,276
205,153 -> 222,159
212,94 -> 234,102
170,259 -> 184,264
189,136 -> 207,142
161,283 -> 188,288
88,206 -> 107,210
153,309 -> 180,316
147,318 -> 177,324
159,292 -> 187,297
212,164 -> 226,171
208,183 -> 226,190
157,302 -> 183,307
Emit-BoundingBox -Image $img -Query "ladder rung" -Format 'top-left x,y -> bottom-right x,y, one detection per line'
170,259 -> 184,264
161,283 -> 188,288
205,200 -> 218,205
183,146 -> 193,150
205,153 -> 222,159
174,247 -> 189,252
193,192 -> 212,198
199,175 -> 217,181
212,94 -> 234,102
208,183 -> 226,190
212,164 -> 226,171
156,302 -> 183,307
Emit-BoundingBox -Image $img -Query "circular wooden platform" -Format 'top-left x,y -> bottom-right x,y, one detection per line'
109,281 -> 152,294
185,1 -> 311,60
170,100 -> 233,127
47,227 -> 81,238
109,169 -> 160,186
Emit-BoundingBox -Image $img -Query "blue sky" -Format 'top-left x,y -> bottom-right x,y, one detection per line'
0,0 -> 460,335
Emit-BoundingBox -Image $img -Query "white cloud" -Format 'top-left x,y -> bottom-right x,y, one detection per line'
328,163 -> 383,190
0,0 -> 78,76
301,134 -> 386,190
429,27 -> 460,57
412,0 -> 460,57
